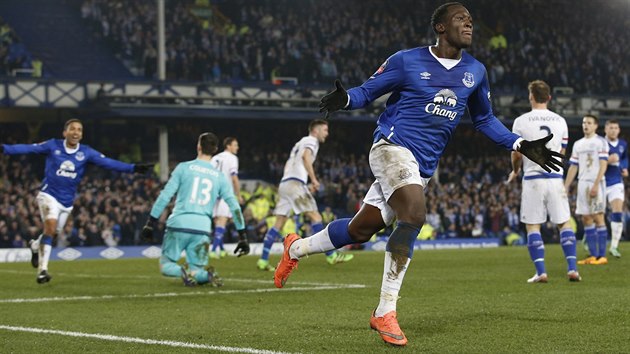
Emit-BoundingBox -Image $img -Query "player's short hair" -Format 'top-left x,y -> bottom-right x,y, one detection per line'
584,114 -> 599,125
63,118 -> 82,131
431,2 -> 463,34
605,119 -> 619,126
198,132 -> 219,155
309,119 -> 328,132
223,137 -> 237,148
528,80 -> 551,104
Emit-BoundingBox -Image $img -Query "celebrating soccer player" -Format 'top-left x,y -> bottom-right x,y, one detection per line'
273,2 -> 563,346
0,118 -> 153,284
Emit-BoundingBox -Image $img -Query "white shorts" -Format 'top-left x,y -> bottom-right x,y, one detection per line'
576,180 -> 606,215
212,199 -> 233,218
36,192 -> 73,234
363,139 -> 430,226
520,178 -> 570,224
606,183 -> 625,203
273,179 -> 318,216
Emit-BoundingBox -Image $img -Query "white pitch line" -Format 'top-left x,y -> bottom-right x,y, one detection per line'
0,325 -> 294,354
0,269 -> 366,287
0,284 -> 366,304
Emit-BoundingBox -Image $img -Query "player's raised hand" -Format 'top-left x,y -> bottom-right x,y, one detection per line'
234,230 -> 250,257
518,134 -> 565,173
134,163 -> 154,174
319,80 -> 348,119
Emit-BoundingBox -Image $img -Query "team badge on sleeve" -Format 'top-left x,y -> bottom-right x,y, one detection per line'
462,72 -> 475,88
370,59 -> 389,79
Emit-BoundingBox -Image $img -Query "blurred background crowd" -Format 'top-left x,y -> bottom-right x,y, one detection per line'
2,119 -> 628,249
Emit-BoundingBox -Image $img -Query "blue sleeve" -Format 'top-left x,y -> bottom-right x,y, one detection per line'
2,139 -> 53,155
622,141 -> 629,170
87,148 -> 134,173
467,70 -> 520,150
150,165 -> 182,218
347,51 -> 405,110
218,175 -> 245,230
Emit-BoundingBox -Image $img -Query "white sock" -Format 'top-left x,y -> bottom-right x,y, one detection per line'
289,226 -> 335,259
611,221 -> 623,249
374,251 -> 411,317
40,244 -> 52,272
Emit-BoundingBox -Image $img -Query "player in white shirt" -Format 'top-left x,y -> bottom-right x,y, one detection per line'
209,137 -> 243,259
256,119 -> 353,271
508,80 -> 580,283
564,115 -> 609,265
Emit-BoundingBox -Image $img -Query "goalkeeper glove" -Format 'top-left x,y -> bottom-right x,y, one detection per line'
518,134 -> 565,173
233,229 -> 250,257
319,80 -> 348,119
141,216 -> 158,242
134,163 -> 154,174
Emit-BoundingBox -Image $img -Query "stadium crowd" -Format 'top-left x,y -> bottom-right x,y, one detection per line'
2,120 -> 628,249
78,0 -> 630,95
0,17 -> 41,78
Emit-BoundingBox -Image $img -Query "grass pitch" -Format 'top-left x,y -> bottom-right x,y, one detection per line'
1,245 -> 629,353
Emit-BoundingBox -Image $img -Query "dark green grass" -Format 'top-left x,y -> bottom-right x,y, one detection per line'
1,244 -> 629,353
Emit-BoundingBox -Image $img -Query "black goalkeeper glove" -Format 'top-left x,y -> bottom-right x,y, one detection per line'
518,134 -> 565,173
134,163 -> 154,174
141,216 -> 158,242
319,79 -> 348,119
233,230 -> 250,257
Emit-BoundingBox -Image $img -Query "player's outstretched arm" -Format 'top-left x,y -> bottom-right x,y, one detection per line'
319,80 -> 348,119
518,134 -> 565,173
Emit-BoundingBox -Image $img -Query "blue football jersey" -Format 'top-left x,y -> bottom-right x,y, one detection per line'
150,159 -> 245,235
605,138 -> 628,186
347,46 -> 519,177
2,139 -> 134,207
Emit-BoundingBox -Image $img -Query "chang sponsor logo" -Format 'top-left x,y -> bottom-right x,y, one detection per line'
56,160 -> 78,178
425,89 -> 458,120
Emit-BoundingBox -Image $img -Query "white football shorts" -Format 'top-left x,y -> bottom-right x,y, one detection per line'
363,139 -> 430,226
212,199 -> 233,218
273,179 -> 318,216
520,177 -> 570,224
576,180 -> 606,215
36,192 -> 73,234
606,183 -> 625,203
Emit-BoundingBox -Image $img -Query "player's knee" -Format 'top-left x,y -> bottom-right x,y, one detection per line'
397,213 -> 425,229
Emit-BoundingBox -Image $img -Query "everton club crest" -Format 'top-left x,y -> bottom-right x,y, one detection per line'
462,72 -> 475,88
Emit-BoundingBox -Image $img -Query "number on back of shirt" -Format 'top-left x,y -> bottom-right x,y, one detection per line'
190,177 -> 213,205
